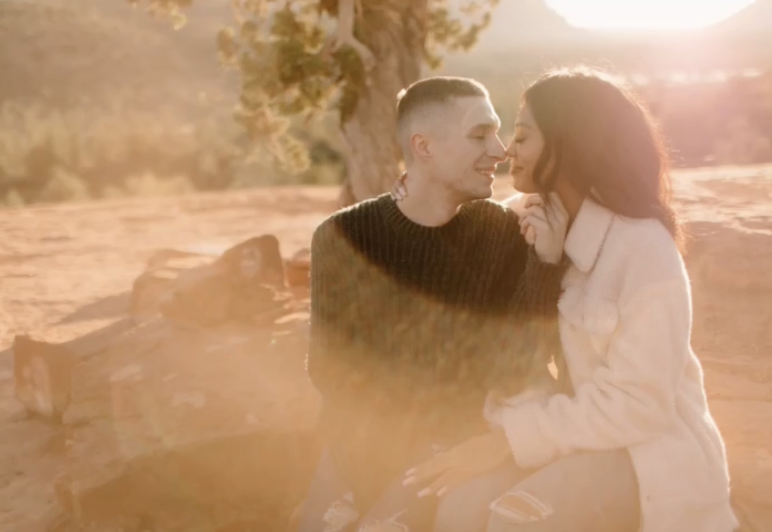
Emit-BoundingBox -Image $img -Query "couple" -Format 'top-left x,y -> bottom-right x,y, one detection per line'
299,68 -> 738,532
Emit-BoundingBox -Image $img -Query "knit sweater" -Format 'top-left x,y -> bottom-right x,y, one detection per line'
308,194 -> 564,438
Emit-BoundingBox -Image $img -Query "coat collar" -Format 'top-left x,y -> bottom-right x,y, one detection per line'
564,199 -> 615,273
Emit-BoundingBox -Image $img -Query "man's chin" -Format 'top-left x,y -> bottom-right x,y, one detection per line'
473,187 -> 494,201
457,182 -> 494,202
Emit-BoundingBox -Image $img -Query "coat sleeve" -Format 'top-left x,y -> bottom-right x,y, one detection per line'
499,278 -> 690,469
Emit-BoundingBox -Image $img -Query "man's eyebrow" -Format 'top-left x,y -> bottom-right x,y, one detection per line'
470,118 -> 501,131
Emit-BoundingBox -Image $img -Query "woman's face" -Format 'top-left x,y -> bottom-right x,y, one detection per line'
506,104 -> 546,194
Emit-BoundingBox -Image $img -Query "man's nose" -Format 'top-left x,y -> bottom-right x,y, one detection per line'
489,136 -> 507,161
504,139 -> 517,161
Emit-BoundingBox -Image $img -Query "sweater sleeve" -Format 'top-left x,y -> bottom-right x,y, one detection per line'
499,278 -> 689,469
480,207 -> 569,398
511,246 -> 568,319
306,220 -> 368,401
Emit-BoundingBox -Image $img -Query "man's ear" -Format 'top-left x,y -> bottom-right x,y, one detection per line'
410,132 -> 431,161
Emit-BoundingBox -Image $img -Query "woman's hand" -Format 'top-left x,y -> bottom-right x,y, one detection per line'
520,193 -> 569,264
391,171 -> 408,202
402,430 -> 512,498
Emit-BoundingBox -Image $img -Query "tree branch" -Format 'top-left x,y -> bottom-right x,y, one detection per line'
332,0 -> 375,71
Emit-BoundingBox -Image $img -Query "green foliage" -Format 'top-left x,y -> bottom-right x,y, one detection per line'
129,0 -> 500,162
6,0 -> 770,207
425,1 -> 499,69
0,96 -> 243,204
0,92 -> 345,206
36,167 -> 91,203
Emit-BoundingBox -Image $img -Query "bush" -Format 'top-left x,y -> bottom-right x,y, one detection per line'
0,95 -> 245,204
0,91 -> 346,206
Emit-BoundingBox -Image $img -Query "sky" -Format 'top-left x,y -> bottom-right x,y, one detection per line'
546,0 -> 756,30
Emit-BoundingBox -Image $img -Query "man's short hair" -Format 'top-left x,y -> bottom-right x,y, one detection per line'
396,76 -> 489,157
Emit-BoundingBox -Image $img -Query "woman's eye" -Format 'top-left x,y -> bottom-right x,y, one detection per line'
514,137 -> 526,144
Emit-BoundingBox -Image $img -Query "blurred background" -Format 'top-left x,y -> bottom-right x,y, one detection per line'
1,4 -> 771,532
1,0 -> 770,207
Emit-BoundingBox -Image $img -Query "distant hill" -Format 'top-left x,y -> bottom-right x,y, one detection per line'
0,0 -> 235,109
709,0 -> 772,34
443,0 -> 772,74
473,0 -> 584,50
1,0 -> 769,111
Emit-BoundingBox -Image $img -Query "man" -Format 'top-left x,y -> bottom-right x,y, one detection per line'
299,77 -> 567,532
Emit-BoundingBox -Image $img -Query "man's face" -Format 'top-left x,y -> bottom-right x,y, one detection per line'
425,96 -> 506,202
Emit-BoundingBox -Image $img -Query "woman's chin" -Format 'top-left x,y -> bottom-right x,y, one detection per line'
512,175 -> 536,194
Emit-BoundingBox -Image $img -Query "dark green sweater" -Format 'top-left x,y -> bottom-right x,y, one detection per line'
308,195 -> 563,439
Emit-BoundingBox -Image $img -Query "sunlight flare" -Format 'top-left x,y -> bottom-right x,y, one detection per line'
546,0 -> 756,30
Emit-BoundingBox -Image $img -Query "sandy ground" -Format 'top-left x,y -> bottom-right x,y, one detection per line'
1,168 -> 771,531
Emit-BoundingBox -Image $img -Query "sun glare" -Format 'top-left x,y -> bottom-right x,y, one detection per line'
546,0 -> 756,30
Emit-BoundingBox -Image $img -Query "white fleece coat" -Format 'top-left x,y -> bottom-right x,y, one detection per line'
488,199 -> 738,532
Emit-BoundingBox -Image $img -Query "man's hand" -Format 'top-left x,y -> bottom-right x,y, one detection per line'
520,193 -> 569,264
402,430 -> 512,498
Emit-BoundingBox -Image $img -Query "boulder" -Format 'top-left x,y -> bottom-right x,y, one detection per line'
57,316 -> 320,531
129,253 -> 214,319
13,335 -> 75,422
129,234 -> 308,327
14,232 -> 318,529
285,248 -> 311,293
13,319 -> 135,421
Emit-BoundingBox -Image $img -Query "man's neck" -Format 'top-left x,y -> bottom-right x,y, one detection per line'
396,169 -> 464,227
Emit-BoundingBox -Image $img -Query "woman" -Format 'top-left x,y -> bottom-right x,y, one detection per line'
397,66 -> 738,532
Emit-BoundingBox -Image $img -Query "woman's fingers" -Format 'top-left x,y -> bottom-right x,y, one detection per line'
524,194 -> 543,208
522,193 -> 568,228
403,453 -> 453,487
524,207 -> 547,222
522,205 -> 549,225
391,172 -> 409,201
522,215 -> 553,242
529,202 -> 566,231
417,470 -> 456,498
523,215 -> 551,234
544,204 -> 561,228
519,218 -> 538,245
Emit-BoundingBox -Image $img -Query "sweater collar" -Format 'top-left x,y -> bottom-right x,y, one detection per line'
378,194 -> 472,238
564,199 -> 614,273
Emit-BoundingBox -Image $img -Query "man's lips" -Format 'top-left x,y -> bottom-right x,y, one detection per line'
476,167 -> 497,176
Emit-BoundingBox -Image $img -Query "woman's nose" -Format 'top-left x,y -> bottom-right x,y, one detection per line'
490,137 -> 507,161
503,139 -> 515,159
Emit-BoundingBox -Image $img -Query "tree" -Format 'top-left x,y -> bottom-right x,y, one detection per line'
130,0 -> 500,205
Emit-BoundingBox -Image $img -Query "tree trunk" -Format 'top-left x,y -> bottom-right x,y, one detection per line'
337,0 -> 427,205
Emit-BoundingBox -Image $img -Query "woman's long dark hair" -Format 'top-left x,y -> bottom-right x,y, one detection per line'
523,66 -> 684,249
